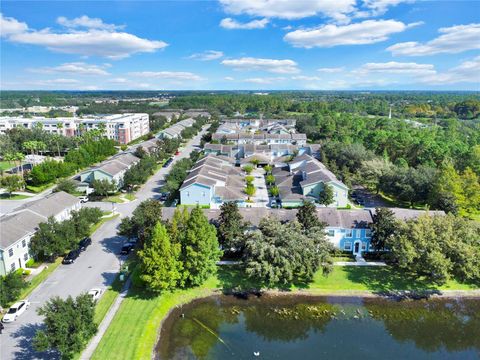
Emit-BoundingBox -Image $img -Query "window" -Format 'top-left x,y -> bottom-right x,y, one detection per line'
344,242 -> 352,251
8,248 -> 13,257
327,229 -> 335,237
202,191 -> 206,197
10,263 -> 15,271
361,242 -> 367,251
365,229 -> 372,237
24,253 -> 29,261
22,239 -> 26,248
186,191 -> 190,197
345,229 -> 353,237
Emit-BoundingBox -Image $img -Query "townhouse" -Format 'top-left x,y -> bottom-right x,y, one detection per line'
179,155 -> 246,208
158,118 -> 195,139
78,152 -> 140,190
0,191 -> 81,275
161,207 -> 445,256
273,153 -> 349,208
0,113 -> 150,144
211,132 -> 307,146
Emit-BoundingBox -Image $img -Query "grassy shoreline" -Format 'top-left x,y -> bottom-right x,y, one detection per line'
91,265 -> 479,360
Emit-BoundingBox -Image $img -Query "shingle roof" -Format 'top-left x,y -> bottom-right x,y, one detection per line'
0,210 -> 45,249
14,191 -> 80,219
371,208 -> 446,221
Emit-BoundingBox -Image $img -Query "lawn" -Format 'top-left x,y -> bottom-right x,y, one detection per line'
94,275 -> 124,325
0,193 -> 32,200
0,161 -> 14,171
25,183 -> 54,193
90,265 -> 479,360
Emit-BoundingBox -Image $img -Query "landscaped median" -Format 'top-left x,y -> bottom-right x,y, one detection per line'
90,265 -> 479,360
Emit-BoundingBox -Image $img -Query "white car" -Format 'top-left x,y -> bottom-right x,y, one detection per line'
2,300 -> 30,323
87,288 -> 103,302
78,196 -> 89,203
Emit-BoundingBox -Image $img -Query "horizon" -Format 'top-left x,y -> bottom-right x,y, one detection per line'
1,0 -> 479,91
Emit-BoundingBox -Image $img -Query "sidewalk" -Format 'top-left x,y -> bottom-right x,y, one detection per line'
81,277 -> 132,359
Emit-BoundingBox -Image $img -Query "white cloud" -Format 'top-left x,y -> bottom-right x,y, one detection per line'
0,13 -> 28,36
317,67 -> 345,73
30,62 -> 111,76
419,56 -> 480,85
284,19 -> 416,48
128,71 -> 203,81
57,15 -> 124,31
107,77 -> 129,84
243,77 -> 286,84
361,0 -> 415,16
2,14 -> 167,59
219,0 -> 356,23
387,23 -> 480,56
291,75 -> 321,81
220,18 -> 269,30
355,61 -> 436,75
224,76 -> 235,81
221,57 -> 299,73
188,50 -> 224,61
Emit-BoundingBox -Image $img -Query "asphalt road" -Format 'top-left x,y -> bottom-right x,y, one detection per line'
0,127 -> 208,359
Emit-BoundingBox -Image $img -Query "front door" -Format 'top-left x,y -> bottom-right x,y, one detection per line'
354,242 -> 360,255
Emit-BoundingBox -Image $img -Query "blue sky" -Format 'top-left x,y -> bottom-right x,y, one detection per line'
1,0 -> 479,90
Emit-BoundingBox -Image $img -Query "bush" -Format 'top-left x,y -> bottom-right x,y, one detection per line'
25,258 -> 40,268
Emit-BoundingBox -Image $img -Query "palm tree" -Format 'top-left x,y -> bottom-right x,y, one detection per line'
5,152 -> 26,178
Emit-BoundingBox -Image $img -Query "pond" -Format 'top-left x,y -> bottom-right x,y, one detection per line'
155,295 -> 480,360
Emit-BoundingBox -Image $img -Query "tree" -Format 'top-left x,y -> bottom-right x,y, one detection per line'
181,207 -> 221,287
1,174 -> 24,196
92,179 -> 116,197
360,158 -> 392,193
243,164 -> 254,174
265,174 -> 275,185
0,271 -> 27,307
54,179 -> 77,194
245,184 -> 256,199
243,217 -> 333,286
371,207 -> 396,251
264,165 -> 272,174
33,294 -> 97,359
269,185 -> 279,197
296,200 -> 322,231
217,202 -> 247,253
318,183 -> 334,206
134,146 -> 147,159
118,199 -> 163,243
137,222 -> 180,292
245,175 -> 255,184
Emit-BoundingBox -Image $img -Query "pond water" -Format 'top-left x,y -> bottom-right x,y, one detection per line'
155,295 -> 480,360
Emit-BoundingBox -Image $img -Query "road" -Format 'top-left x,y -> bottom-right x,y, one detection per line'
0,126 -> 208,360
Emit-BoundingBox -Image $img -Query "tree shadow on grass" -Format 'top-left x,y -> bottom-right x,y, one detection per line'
342,266 -> 443,294
216,265 -> 310,294
11,323 -> 60,360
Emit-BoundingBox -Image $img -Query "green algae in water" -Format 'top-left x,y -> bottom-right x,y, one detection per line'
156,295 -> 480,360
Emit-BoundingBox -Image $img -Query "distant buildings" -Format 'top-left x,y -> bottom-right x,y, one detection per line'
0,113 -> 150,144
0,191 -> 80,275
158,118 -> 195,139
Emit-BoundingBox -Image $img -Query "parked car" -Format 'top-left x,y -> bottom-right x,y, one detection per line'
120,242 -> 135,255
87,288 -> 103,302
162,158 -> 173,168
78,237 -> 92,251
159,192 -> 169,201
2,300 -> 30,323
78,196 -> 89,203
175,150 -> 180,155
62,249 -> 80,264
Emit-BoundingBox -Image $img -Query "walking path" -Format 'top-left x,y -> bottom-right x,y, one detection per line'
81,278 -> 131,359
250,168 -> 269,208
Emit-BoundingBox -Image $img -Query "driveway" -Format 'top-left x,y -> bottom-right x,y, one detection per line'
0,126 -> 209,360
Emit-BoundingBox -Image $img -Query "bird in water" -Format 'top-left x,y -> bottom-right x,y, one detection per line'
253,351 -> 260,357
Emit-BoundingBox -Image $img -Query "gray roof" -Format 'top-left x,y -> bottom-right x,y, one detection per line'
160,207 -> 372,228
371,208 -> 446,221
0,210 -> 45,249
13,191 -> 80,219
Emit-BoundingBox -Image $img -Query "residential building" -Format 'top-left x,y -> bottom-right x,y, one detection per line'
78,152 -> 140,190
0,192 -> 81,275
273,153 -> 349,208
161,207 -> 444,256
0,113 -> 150,144
158,118 -> 195,139
179,155 -> 246,208
211,132 -> 307,146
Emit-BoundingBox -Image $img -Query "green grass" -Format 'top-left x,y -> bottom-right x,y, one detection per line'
25,183 -> 54,193
0,193 -> 31,200
91,265 -> 479,360
94,276 -> 124,325
0,161 -> 14,171
18,258 -> 63,301
124,193 -> 136,201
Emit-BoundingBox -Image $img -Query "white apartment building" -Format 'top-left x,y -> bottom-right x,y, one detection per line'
0,113 -> 150,144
